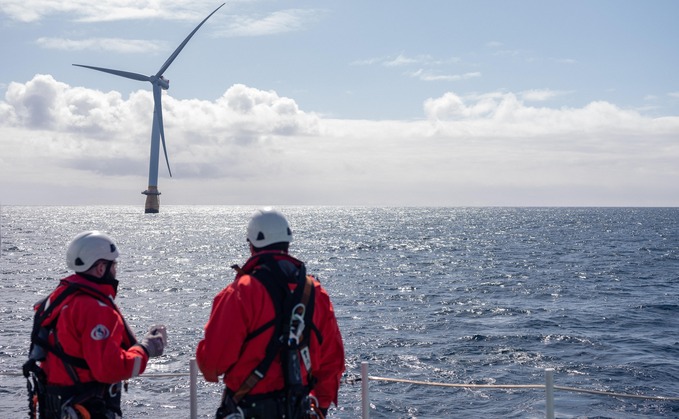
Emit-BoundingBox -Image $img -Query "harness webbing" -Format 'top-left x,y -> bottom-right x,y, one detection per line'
24,279 -> 136,418
230,255 -> 316,406
28,280 -> 138,381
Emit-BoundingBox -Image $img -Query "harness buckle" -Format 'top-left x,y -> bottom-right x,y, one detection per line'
223,407 -> 244,419
289,303 -> 306,346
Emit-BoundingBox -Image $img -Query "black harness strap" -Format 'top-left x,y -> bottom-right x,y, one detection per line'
230,256 -> 315,405
27,281 -> 137,380
30,283 -> 90,370
24,280 -> 134,418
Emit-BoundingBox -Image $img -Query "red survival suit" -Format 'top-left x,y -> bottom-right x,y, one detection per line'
196,251 -> 346,412
35,274 -> 148,416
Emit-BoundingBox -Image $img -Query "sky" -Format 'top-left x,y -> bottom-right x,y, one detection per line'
1,0 -> 678,207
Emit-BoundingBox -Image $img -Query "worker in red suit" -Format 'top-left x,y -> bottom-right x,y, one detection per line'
197,208 -> 345,418
24,231 -> 167,418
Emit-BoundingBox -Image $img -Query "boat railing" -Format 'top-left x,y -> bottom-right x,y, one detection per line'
3,359 -> 678,418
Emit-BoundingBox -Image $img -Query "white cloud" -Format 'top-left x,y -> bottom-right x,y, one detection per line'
0,0 -> 221,22
358,53 -> 460,69
520,89 -> 571,102
2,0 -> 191,22
36,37 -> 166,53
349,57 -> 385,66
219,9 -> 323,37
409,69 -> 481,82
0,75 -> 320,179
353,54 -> 473,83
492,48 -> 527,57
1,75 -> 678,206
423,91 -> 679,139
384,54 -> 428,67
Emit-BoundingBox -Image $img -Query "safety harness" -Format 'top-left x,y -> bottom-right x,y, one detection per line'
23,279 -> 136,418
217,253 -> 323,419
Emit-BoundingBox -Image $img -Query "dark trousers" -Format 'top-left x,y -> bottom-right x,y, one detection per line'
42,383 -> 122,419
217,389 -> 286,419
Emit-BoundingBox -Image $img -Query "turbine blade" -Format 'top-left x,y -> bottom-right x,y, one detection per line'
73,64 -> 151,82
154,86 -> 172,178
155,3 -> 225,77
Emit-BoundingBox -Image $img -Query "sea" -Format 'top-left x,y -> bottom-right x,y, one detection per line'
1,206 -> 678,418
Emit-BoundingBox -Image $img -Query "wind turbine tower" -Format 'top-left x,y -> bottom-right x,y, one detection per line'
74,3 -> 224,213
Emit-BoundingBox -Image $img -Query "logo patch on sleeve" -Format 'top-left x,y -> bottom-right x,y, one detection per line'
90,324 -> 111,340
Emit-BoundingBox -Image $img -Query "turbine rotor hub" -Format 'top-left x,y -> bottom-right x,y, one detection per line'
150,75 -> 170,90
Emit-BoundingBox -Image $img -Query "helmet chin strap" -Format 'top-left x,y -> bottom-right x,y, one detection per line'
102,260 -> 116,280
80,260 -> 119,294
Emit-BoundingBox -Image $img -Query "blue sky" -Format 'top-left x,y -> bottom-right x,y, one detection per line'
1,0 -> 678,206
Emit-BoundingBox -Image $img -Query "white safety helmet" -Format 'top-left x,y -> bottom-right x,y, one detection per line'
66,231 -> 119,272
246,207 -> 293,248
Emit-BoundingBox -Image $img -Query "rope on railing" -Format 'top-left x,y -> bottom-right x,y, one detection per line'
3,370 -> 678,401
4,362 -> 679,419
368,375 -> 544,390
553,385 -> 679,401
364,375 -> 679,402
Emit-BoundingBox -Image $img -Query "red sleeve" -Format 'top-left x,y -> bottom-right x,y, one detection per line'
196,278 -> 253,383
73,297 -> 149,383
310,283 -> 346,408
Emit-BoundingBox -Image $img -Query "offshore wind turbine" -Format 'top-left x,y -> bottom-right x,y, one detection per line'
74,3 -> 224,213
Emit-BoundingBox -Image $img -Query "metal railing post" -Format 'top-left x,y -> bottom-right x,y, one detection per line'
361,361 -> 370,419
190,358 -> 198,419
545,368 -> 554,419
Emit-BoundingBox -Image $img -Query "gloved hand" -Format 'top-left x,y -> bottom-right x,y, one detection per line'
139,324 -> 167,357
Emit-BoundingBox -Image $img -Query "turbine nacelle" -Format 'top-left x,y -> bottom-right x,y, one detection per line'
151,75 -> 170,90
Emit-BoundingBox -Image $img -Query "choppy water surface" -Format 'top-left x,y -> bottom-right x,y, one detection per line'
1,206 -> 678,418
